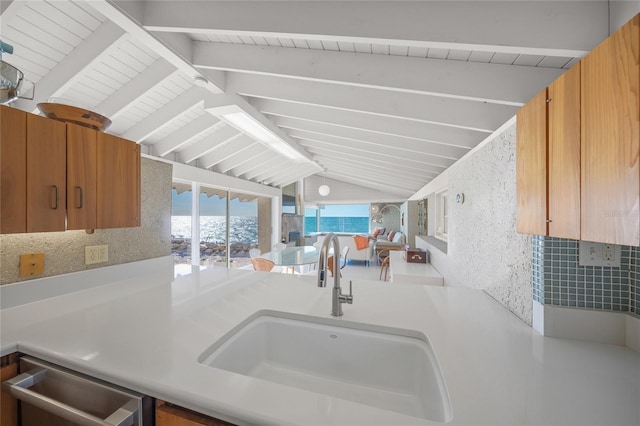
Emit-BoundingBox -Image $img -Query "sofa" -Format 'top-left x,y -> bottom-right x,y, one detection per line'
373,231 -> 407,253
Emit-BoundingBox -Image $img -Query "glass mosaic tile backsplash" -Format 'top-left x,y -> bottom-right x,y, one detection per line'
532,236 -> 639,318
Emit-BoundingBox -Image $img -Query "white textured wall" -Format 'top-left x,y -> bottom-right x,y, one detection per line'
1,158 -> 172,284
418,124 -> 533,325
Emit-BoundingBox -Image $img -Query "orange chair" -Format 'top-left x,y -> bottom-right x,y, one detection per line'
327,246 -> 350,278
251,258 -> 275,272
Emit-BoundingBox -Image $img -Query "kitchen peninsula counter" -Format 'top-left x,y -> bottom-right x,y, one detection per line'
1,265 -> 639,425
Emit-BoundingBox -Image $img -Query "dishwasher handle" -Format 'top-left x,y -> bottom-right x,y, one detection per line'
2,367 -> 137,426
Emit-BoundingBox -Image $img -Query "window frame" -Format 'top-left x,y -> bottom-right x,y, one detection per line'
435,189 -> 448,242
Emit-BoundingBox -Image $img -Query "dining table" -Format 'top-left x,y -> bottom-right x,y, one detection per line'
259,245 -> 321,273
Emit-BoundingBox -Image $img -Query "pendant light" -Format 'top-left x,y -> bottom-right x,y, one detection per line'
318,172 -> 330,196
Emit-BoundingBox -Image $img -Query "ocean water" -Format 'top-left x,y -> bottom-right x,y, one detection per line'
172,216 -> 258,243
305,217 -> 369,234
172,215 -> 369,244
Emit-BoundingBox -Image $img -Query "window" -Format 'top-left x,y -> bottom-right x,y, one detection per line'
199,186 -> 227,268
435,189 -> 448,242
171,184 -> 192,265
171,181 -> 271,270
304,207 -> 318,233
315,204 -> 369,234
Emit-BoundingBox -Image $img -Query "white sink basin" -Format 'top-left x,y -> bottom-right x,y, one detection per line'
198,310 -> 452,423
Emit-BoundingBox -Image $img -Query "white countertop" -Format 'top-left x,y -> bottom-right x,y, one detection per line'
389,251 -> 444,286
1,266 -> 639,425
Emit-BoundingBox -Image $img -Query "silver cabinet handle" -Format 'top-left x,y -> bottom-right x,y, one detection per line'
2,367 -> 136,426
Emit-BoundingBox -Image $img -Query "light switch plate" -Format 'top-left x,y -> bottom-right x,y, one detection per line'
579,241 -> 621,267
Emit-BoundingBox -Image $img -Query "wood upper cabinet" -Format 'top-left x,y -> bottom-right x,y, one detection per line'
26,113 -> 67,233
581,14 -> 640,247
1,107 -> 141,234
1,106 -> 67,233
97,133 -> 141,229
548,63 -> 581,240
516,88 -> 548,235
517,62 -> 581,238
0,106 -> 27,234
66,123 -> 97,230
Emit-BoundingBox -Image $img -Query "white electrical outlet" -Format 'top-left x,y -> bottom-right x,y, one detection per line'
579,241 -> 621,267
85,245 -> 108,265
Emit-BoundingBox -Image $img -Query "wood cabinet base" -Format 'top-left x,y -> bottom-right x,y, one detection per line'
156,400 -> 235,426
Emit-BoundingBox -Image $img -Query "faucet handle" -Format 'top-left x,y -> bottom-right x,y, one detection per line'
344,280 -> 354,304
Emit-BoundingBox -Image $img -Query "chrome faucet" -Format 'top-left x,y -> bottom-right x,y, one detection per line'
317,233 -> 353,316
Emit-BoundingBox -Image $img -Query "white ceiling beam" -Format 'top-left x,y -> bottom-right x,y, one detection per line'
177,126 -> 241,164
87,0 -> 225,93
292,129 -> 452,169
96,59 -> 177,119
227,73 -> 514,132
269,167 -> 322,188
311,161 -> 435,190
193,42 -> 563,106
121,86 -> 205,142
199,135 -> 256,169
236,152 -> 283,180
242,154 -> 292,181
249,158 -> 308,182
297,137 -> 447,174
322,166 -> 427,190
154,115 -> 219,157
322,172 -> 416,198
16,20 -> 127,112
308,149 -> 441,179
1,0 -> 21,21
216,146 -> 270,174
273,116 -> 467,160
259,163 -> 316,186
318,164 -> 427,189
142,1 -> 606,57
302,145 -> 432,176
251,98 -> 485,148
221,147 -> 272,175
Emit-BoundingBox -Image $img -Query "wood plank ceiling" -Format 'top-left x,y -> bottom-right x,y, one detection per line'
1,1 -> 610,199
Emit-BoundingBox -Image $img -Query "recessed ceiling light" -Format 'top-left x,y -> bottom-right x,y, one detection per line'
194,76 -> 207,87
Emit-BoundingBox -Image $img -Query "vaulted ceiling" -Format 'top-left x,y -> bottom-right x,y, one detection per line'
1,1 -> 611,199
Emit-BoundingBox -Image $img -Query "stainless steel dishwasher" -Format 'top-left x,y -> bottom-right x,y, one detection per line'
2,356 -> 152,425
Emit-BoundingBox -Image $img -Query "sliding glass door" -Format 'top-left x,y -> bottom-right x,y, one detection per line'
172,181 -> 272,269
229,192 -> 271,268
199,186 -> 228,268
171,183 -> 192,265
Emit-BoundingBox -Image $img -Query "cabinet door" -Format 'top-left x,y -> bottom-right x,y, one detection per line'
96,133 -> 140,229
548,63 -> 581,240
0,106 -> 27,234
26,114 -> 66,232
156,401 -> 233,426
66,123 -> 97,230
581,15 -> 640,246
0,361 -> 18,426
516,88 -> 548,235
